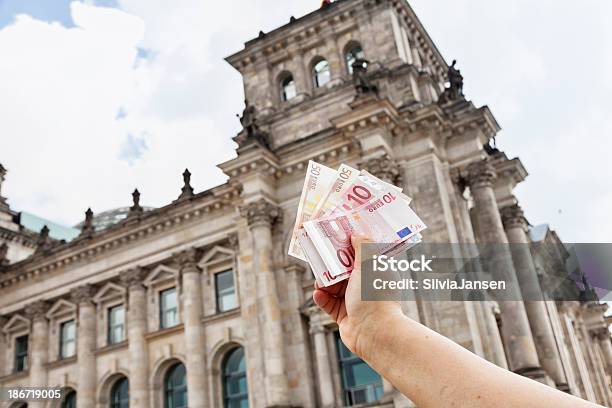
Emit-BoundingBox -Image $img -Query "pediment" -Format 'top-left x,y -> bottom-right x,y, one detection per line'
93,282 -> 126,303
198,246 -> 235,268
46,299 -> 76,319
2,314 -> 29,334
144,264 -> 178,286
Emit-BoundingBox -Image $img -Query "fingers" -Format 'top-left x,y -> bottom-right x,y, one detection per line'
314,280 -> 347,297
313,289 -> 335,314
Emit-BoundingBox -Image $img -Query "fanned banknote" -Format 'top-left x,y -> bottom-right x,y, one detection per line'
288,162 -> 427,286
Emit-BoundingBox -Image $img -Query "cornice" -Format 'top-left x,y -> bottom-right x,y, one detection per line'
0,183 -> 241,289
0,226 -> 38,248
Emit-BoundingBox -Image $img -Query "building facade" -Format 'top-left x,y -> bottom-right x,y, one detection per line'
1,0 -> 611,407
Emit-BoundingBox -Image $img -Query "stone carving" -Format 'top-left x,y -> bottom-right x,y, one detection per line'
177,169 -> 194,201
351,58 -> 378,96
70,284 -> 96,304
0,163 -> 7,209
25,299 -> 50,321
35,225 -> 52,253
80,208 -> 95,238
438,59 -> 465,104
239,199 -> 282,228
128,189 -> 143,217
227,233 -> 239,251
500,204 -> 528,231
466,159 -> 496,189
119,267 -> 147,289
177,248 -> 199,274
591,327 -> 611,341
360,154 -> 401,185
235,100 -> 271,149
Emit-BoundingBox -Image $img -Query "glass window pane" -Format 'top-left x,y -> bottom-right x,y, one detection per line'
216,270 -> 237,312
223,347 -> 249,408
109,305 -> 125,344
15,335 -> 28,371
281,76 -> 296,101
161,288 -> 178,328
165,363 -> 187,408
313,59 -> 330,87
346,46 -> 365,74
61,391 -> 76,408
60,321 -> 75,358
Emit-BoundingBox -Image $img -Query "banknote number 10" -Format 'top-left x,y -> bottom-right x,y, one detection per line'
344,185 -> 372,210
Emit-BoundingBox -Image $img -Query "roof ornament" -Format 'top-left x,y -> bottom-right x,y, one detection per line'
351,58 -> 378,96
128,189 -> 143,218
80,208 -> 95,238
177,169 -> 194,201
35,225 -> 52,253
0,163 -> 8,210
438,59 -> 465,104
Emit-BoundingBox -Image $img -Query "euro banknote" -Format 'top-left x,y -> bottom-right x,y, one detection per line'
288,160 -> 337,261
304,189 -> 427,278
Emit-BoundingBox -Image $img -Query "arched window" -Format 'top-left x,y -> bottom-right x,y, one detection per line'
165,363 -> 187,408
279,74 -> 296,101
61,390 -> 76,408
223,347 -> 249,408
111,377 -> 129,408
345,44 -> 365,74
336,333 -> 382,405
312,59 -> 331,88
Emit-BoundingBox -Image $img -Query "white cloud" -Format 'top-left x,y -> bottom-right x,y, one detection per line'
1,0 -> 610,245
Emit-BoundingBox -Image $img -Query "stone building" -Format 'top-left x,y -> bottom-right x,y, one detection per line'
1,0 -> 611,407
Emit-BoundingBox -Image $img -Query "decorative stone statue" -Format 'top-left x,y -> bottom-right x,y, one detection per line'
80,207 -> 95,238
128,189 -> 143,217
351,58 -> 378,95
177,169 -> 194,200
438,59 -> 465,104
235,100 -> 271,150
448,60 -> 463,98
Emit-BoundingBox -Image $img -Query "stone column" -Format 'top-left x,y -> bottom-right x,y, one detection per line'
310,322 -> 335,408
178,248 -> 208,407
120,268 -> 149,408
24,300 -> 49,402
593,328 -> 612,377
71,285 -> 97,408
501,204 -> 568,388
466,160 -> 547,381
241,199 -> 290,407
0,316 -> 6,376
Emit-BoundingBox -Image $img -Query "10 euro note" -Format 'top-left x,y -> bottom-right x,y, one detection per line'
303,189 -> 427,278
288,160 -> 337,261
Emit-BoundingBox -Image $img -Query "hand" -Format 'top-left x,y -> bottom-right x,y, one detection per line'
312,235 -> 403,359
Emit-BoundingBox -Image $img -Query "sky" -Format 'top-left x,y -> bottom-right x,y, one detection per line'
0,0 -> 610,243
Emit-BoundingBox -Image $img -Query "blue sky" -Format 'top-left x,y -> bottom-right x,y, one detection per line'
0,0 -> 610,244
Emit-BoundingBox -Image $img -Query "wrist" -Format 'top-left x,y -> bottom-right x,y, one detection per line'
354,309 -> 407,362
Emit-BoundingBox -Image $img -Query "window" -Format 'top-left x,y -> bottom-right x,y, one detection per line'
345,44 -> 365,74
61,390 -> 76,408
216,270 -> 237,312
108,305 -> 125,344
280,74 -> 296,101
312,59 -> 331,88
160,288 -> 179,329
165,363 -> 187,408
14,335 -> 28,372
60,320 -> 76,359
111,377 -> 129,408
336,333 -> 383,405
223,347 -> 248,408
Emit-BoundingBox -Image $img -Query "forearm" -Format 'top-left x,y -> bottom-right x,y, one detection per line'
358,314 -> 600,408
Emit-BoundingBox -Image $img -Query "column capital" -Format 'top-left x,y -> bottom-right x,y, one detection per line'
360,154 -> 402,185
466,159 -> 496,189
177,247 -> 199,274
309,321 -> 327,335
70,284 -> 96,305
500,204 -> 528,231
239,198 -> 282,229
25,300 -> 50,321
120,267 -> 147,289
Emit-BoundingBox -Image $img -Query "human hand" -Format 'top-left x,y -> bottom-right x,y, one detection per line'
312,235 -> 403,359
